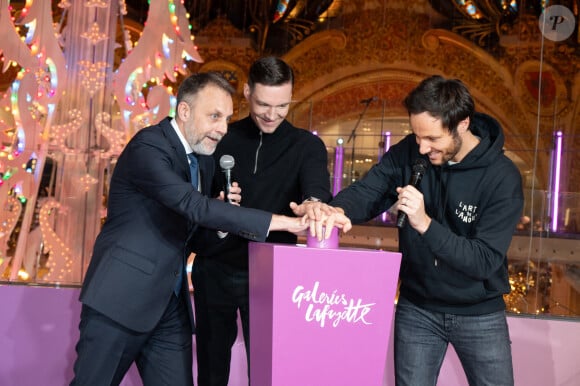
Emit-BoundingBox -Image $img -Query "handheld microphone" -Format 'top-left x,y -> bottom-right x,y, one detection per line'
360,96 -> 378,104
396,158 -> 429,228
219,155 -> 235,203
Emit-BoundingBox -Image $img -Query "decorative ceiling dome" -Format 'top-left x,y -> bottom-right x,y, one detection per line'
428,0 -> 579,49
127,0 -> 340,54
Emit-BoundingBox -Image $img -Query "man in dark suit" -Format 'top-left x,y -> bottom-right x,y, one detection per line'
70,72 -> 307,386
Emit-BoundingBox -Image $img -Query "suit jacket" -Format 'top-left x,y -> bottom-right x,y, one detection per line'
79,117 -> 272,332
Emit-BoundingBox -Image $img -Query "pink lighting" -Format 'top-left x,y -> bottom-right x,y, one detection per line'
551,131 -> 563,232
383,131 -> 391,153
333,139 -> 344,196
379,132 -> 392,223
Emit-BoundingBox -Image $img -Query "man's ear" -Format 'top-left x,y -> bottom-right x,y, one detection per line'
176,101 -> 189,121
243,83 -> 250,100
457,116 -> 470,134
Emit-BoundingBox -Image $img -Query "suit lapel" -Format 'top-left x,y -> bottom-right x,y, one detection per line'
159,117 -> 192,182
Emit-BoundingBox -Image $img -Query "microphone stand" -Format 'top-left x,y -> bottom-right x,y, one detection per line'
346,99 -> 373,184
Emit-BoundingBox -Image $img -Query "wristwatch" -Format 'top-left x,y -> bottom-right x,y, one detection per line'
303,196 -> 321,203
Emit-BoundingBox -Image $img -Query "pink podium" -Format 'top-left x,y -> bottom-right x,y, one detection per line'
248,243 -> 401,386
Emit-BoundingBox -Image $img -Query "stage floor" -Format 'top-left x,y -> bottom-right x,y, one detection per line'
1,284 -> 579,385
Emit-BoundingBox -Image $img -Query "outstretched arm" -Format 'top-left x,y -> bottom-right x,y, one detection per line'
268,214 -> 309,235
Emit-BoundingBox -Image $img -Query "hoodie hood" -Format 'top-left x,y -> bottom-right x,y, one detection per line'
452,112 -> 505,170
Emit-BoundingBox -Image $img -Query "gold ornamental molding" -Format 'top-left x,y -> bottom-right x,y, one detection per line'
573,72 -> 580,136
291,68 -> 421,122
421,29 -> 513,84
568,72 -> 580,194
284,30 -> 347,65
513,60 -> 571,118
199,60 -> 246,94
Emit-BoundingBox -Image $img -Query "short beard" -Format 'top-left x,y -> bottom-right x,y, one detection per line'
443,131 -> 462,163
191,141 -> 214,156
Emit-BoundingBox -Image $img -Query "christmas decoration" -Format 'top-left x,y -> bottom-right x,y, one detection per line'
0,0 -> 202,283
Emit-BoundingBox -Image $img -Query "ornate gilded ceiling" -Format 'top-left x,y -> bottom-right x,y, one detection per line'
183,0 -> 579,190
126,0 -> 342,54
1,0 -> 579,190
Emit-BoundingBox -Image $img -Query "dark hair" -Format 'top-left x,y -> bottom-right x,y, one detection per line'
247,56 -> 294,90
176,72 -> 235,106
403,75 -> 475,133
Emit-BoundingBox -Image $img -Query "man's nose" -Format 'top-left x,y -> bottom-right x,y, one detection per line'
264,107 -> 276,120
217,120 -> 228,135
417,140 -> 430,155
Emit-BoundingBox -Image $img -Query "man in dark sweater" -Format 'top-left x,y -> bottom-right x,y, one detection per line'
294,75 -> 523,386
191,57 -> 332,386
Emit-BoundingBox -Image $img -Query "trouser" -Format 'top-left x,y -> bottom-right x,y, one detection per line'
394,296 -> 514,386
70,295 -> 193,386
192,257 -> 250,386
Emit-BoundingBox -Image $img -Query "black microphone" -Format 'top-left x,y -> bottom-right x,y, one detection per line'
360,96 -> 378,104
219,155 -> 235,203
396,158 -> 429,228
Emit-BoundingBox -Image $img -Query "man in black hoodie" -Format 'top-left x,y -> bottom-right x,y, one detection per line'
294,75 -> 523,386
191,57 -> 332,386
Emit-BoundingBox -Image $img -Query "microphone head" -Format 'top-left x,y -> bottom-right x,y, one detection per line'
412,158 -> 428,174
219,154 -> 235,170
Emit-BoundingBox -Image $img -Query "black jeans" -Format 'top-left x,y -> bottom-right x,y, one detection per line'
191,257 -> 250,386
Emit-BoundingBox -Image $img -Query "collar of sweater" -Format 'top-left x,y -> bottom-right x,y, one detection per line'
244,117 -> 293,143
